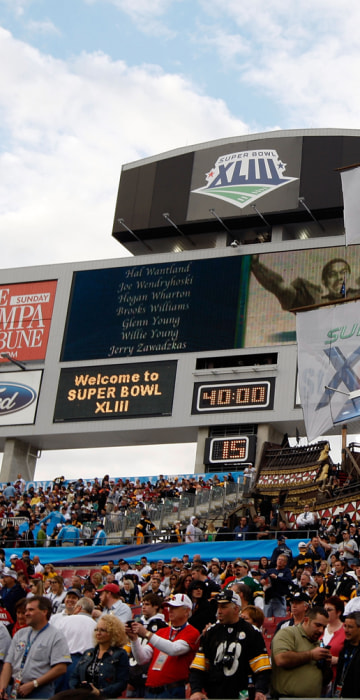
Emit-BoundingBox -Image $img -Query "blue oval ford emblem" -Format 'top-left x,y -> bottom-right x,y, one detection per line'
0,382 -> 36,415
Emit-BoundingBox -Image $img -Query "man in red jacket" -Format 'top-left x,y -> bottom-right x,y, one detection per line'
127,593 -> 200,698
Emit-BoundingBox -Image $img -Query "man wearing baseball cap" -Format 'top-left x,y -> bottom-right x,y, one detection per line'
50,588 -> 83,630
224,560 -> 264,609
189,589 -> 271,700
276,591 -> 311,632
127,593 -> 200,698
269,535 -> 293,568
292,541 -> 317,570
97,582 -> 132,624
0,568 -> 26,621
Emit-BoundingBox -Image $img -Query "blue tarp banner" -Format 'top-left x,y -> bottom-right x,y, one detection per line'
4,539 -> 305,567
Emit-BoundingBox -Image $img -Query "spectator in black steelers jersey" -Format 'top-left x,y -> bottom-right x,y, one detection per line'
189,589 -> 271,700
292,541 -> 317,572
306,578 -> 325,607
325,558 -> 356,602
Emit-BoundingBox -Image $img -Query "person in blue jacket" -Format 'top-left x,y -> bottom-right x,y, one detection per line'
70,614 -> 129,698
92,523 -> 107,546
56,523 -> 81,546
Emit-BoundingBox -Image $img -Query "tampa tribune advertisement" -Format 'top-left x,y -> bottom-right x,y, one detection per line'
0,280 -> 57,362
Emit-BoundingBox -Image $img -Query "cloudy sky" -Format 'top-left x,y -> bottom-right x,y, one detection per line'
1,0 -> 360,480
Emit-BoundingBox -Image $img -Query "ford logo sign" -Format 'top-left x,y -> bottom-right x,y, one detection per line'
0,382 -> 37,415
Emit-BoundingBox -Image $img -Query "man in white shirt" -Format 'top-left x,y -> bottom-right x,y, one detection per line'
139,556 -> 152,581
50,588 -> 82,629
32,555 -> 45,575
53,596 -> 97,691
185,517 -> 202,543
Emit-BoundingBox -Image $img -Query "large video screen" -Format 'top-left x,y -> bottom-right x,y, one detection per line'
61,257 -> 250,361
245,244 -> 360,347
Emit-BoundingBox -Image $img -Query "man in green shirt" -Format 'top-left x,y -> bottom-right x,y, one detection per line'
224,560 -> 264,606
36,522 -> 47,547
271,606 -> 331,697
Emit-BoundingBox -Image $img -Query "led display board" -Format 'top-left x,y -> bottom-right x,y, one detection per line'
192,378 -> 275,414
245,245 -> 360,347
54,360 -> 177,422
204,435 -> 257,466
62,244 -> 360,364
61,257 -> 250,361
0,281 -> 57,362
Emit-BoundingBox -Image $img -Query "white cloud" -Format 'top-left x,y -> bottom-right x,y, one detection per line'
0,29 -> 247,270
197,0 -> 360,128
86,0 -> 178,16
26,19 -> 61,35
191,25 -> 249,66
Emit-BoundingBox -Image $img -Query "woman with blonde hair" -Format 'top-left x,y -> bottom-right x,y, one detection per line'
204,521 -> 217,542
90,571 -> 103,589
70,614 -> 129,697
120,578 -> 137,605
319,559 -> 331,577
43,562 -> 57,580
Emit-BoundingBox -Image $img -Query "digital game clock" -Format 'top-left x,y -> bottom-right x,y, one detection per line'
192,378 -> 275,414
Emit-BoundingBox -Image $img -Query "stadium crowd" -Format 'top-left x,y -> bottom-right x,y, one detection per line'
1,469 -> 354,548
1,474 -> 360,697
0,506 -> 359,698
0,472 -> 240,548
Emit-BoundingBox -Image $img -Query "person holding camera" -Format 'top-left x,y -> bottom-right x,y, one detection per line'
271,606 -> 332,698
189,589 -> 271,700
127,593 -> 200,699
125,593 -> 168,698
69,614 -> 129,698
